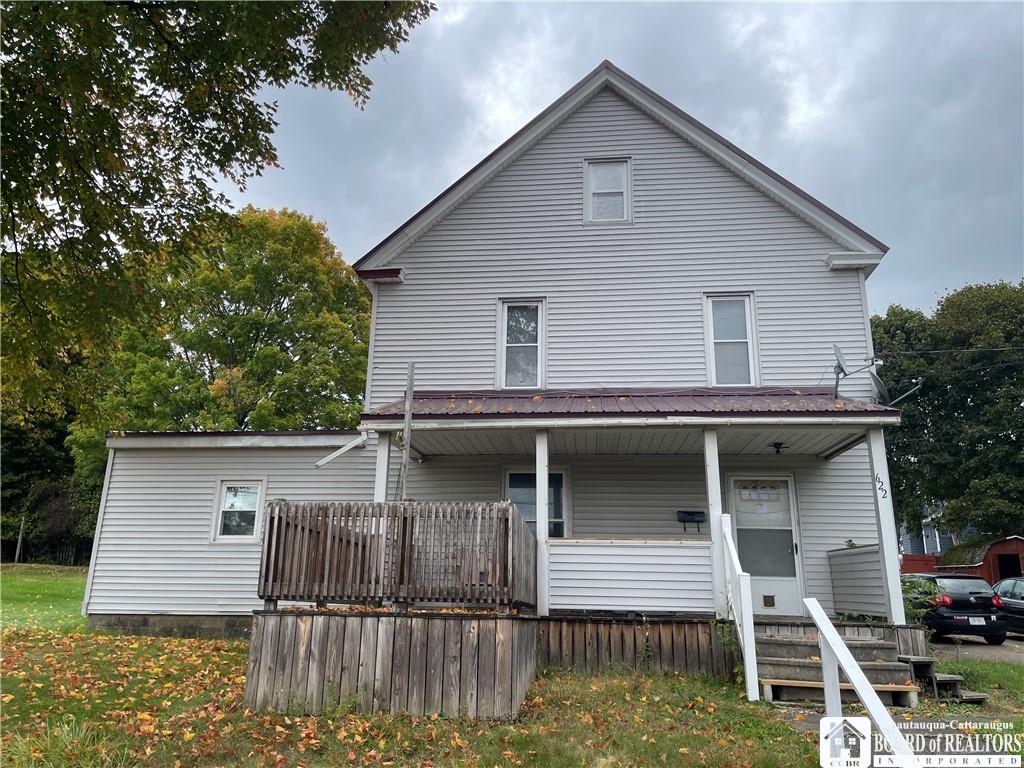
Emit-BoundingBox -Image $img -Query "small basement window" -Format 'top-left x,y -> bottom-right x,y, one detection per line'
585,159 -> 631,223
707,294 -> 757,386
215,481 -> 263,540
501,300 -> 543,388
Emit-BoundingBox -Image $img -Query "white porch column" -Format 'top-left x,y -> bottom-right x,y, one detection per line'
373,432 -> 392,503
535,429 -> 550,617
703,428 -> 728,618
866,428 -> 907,625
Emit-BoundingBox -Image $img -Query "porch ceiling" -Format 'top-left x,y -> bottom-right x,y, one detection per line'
408,426 -> 864,458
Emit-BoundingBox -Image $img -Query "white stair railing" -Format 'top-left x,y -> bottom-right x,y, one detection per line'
803,597 -> 914,759
722,513 -> 758,701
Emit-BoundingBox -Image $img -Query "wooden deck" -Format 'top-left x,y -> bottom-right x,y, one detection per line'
244,611 -> 537,719
258,500 -> 536,609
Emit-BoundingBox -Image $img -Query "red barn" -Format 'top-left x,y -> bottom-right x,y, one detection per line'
935,536 -> 1024,585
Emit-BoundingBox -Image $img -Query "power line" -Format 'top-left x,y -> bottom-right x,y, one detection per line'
886,346 -> 1024,355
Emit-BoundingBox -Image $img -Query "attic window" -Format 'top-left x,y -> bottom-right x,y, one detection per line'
585,159 -> 631,224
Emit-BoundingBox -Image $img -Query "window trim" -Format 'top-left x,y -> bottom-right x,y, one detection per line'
210,478 -> 266,544
497,298 -> 546,390
502,465 -> 572,538
704,293 -> 760,387
583,157 -> 632,225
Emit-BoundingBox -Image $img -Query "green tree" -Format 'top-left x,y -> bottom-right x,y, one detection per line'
872,281 -> 1024,538
1,1 -> 432,418
71,208 -> 370,470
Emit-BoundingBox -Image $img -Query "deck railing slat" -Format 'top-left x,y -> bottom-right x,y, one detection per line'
257,500 -> 535,609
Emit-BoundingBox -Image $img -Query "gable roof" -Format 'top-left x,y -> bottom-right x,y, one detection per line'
354,60 -> 888,275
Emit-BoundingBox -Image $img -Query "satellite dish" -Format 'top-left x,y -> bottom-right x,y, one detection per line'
868,369 -> 890,405
833,344 -> 852,376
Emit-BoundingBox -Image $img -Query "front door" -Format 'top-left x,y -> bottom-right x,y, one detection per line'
730,478 -> 802,616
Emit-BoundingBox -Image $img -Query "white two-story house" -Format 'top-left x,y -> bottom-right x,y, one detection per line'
84,62 -> 905,635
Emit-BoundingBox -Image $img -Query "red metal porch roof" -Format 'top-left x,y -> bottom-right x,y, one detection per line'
362,387 -> 897,421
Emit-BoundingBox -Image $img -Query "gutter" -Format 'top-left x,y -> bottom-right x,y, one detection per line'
361,415 -> 901,432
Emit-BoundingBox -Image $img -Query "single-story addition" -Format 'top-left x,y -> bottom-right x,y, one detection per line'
84,387 -> 906,635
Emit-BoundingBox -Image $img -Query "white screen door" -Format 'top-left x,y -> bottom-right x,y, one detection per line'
731,478 -> 802,615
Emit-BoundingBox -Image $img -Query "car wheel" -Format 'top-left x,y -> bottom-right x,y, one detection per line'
984,635 -> 1006,646
931,632 -> 948,642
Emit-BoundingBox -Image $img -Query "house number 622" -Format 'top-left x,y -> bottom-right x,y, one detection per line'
875,474 -> 888,499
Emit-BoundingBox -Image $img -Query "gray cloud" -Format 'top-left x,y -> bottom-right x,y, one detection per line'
225,1 -> 1023,314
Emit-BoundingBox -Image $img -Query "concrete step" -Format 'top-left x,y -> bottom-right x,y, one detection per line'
756,657 -> 915,687
760,678 -> 920,708
757,634 -> 899,663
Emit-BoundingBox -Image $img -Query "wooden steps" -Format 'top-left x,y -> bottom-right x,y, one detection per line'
759,678 -> 920,707
897,654 -> 988,705
755,633 -> 988,708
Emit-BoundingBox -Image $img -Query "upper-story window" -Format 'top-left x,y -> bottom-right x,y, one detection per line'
585,159 -> 631,224
706,294 -> 758,386
501,300 -> 543,388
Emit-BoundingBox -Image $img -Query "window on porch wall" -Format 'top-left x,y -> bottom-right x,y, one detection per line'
507,472 -> 565,538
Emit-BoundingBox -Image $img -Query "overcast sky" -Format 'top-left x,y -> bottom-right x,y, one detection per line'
225,1 -> 1023,314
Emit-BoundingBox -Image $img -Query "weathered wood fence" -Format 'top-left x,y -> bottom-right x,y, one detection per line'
536,618 -> 739,678
245,612 -> 537,719
258,501 -> 536,609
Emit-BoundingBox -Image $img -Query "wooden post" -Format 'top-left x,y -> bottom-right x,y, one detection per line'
535,430 -> 549,617
703,428 -> 727,618
373,433 -> 392,503
14,517 -> 25,563
397,363 -> 415,501
866,428 -> 907,624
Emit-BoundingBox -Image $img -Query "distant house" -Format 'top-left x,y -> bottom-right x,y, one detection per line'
83,61 -> 906,634
900,520 -> 956,556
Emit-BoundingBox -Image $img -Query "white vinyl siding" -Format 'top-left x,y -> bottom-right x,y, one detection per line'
86,443 -> 377,615
706,294 -> 757,386
88,441 -> 878,617
368,88 -> 874,408
548,539 -> 714,612
585,158 -> 631,223
828,544 -> 889,618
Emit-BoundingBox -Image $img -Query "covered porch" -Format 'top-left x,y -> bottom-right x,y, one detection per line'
360,387 -> 906,625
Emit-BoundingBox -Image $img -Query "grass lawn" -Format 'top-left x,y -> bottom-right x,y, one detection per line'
1,564 -> 88,632
1,564 -> 818,767
1,566 -> 1020,767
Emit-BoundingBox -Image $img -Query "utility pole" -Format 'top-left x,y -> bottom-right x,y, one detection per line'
14,517 -> 25,563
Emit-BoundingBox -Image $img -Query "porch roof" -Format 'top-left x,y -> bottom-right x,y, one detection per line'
362,386 -> 897,423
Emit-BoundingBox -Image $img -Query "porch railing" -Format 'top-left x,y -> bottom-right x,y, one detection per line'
804,597 -> 914,759
257,500 -> 536,609
722,513 -> 759,701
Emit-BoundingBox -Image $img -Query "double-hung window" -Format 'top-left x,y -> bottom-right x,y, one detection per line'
501,301 -> 542,388
214,481 -> 263,541
585,159 -> 630,223
707,295 -> 757,386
